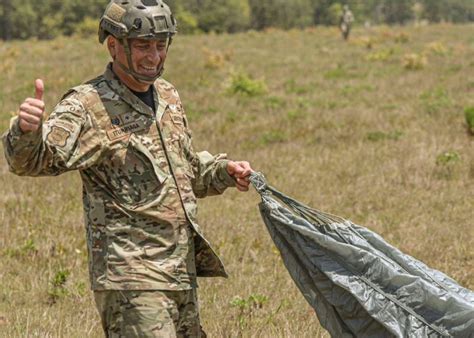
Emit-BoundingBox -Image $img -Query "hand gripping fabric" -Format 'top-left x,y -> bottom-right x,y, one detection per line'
249,172 -> 474,337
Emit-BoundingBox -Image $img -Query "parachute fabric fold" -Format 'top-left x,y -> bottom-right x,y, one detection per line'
249,172 -> 474,337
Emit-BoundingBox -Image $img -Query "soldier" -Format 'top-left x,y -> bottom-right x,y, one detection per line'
2,0 -> 253,336
339,4 -> 355,41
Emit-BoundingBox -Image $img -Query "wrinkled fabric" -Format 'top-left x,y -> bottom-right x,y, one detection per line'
250,172 -> 474,338
94,289 -> 206,337
2,64 -> 235,291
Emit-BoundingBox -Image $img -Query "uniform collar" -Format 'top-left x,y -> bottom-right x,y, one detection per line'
103,63 -> 167,119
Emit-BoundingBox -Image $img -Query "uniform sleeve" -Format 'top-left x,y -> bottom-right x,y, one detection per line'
2,92 -> 103,177
179,106 -> 235,198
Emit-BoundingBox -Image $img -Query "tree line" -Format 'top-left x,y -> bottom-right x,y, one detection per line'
1,0 -> 474,40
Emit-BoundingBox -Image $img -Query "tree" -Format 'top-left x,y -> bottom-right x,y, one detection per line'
249,0 -> 313,30
380,0 -> 414,24
194,0 -> 250,33
327,3 -> 343,26
1,0 -> 474,40
0,0 -> 13,40
421,0 -> 474,23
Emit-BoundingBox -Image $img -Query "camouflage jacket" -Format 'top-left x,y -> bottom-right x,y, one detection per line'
341,10 -> 354,25
2,64 -> 235,290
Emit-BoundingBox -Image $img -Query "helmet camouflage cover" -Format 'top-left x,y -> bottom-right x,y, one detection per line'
98,0 -> 177,82
99,0 -> 177,44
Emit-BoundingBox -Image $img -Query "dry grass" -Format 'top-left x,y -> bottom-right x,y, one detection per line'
1,24 -> 473,337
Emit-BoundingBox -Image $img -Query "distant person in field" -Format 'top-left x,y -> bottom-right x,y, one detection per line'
2,0 -> 253,336
340,4 -> 355,41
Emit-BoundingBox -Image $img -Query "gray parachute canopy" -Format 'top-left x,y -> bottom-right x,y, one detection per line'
249,172 -> 474,337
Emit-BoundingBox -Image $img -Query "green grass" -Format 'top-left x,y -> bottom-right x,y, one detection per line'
1,24 -> 474,337
465,106 -> 474,134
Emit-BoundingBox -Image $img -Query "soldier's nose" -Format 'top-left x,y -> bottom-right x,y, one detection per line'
144,49 -> 160,63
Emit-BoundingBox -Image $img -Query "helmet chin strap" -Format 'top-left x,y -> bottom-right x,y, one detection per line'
118,38 -> 169,84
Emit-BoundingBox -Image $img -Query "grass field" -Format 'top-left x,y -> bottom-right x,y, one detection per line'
0,24 -> 473,337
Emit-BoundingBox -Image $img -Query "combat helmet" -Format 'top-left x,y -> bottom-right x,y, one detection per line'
99,0 -> 177,82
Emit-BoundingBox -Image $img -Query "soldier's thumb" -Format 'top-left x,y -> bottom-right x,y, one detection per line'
35,79 -> 44,101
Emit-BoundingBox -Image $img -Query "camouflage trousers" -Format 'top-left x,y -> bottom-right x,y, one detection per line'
340,23 -> 351,40
94,289 -> 206,337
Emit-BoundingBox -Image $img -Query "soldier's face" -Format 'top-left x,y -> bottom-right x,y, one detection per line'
128,38 -> 168,78
108,37 -> 168,89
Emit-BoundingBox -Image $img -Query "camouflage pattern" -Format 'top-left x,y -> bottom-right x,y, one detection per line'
340,6 -> 354,40
98,0 -> 177,82
98,0 -> 177,44
2,64 -> 235,291
94,289 -> 206,337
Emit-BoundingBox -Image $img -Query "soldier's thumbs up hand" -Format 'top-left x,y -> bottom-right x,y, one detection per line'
18,79 -> 46,133
35,79 -> 44,100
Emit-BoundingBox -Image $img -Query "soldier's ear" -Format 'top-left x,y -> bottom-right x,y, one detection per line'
107,36 -> 117,60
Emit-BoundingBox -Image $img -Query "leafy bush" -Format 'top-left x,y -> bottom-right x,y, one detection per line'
435,151 -> 462,179
464,106 -> 474,135
175,7 -> 199,34
51,269 -> 70,287
436,151 -> 461,166
403,53 -> 427,70
74,17 -> 98,38
327,3 -> 343,25
202,47 -> 232,69
249,0 -> 313,30
228,72 -> 267,96
394,32 -> 410,43
357,36 -> 375,49
426,41 -> 449,55
196,0 -> 250,33
48,269 -> 70,304
366,48 -> 395,62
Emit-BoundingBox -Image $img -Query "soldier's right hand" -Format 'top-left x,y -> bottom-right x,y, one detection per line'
18,79 -> 45,133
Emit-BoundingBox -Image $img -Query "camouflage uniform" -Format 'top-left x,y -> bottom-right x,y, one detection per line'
3,64 -> 235,335
340,6 -> 354,41
94,289 -> 205,337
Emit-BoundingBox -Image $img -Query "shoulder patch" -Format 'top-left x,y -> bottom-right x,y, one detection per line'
54,99 -> 84,117
47,126 -> 71,147
54,120 -> 76,132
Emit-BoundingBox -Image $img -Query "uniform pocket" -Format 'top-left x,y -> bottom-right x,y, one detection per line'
98,134 -> 169,208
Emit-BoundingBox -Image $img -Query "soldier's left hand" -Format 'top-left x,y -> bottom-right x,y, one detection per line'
227,161 -> 253,192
